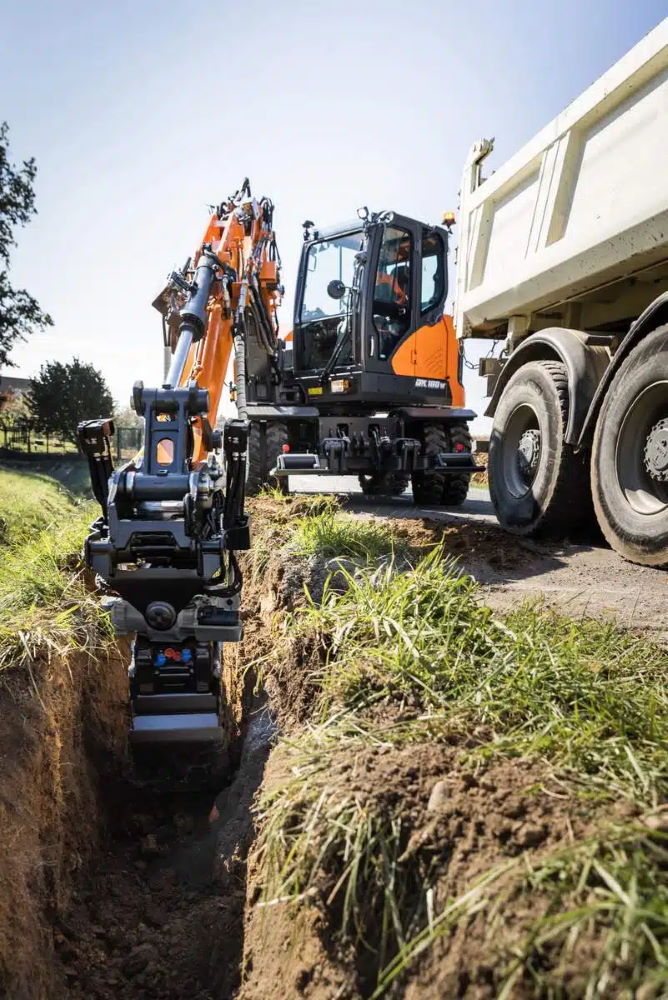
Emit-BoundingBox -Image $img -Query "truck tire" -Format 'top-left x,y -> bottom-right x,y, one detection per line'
358,472 -> 409,497
590,325 -> 668,566
441,422 -> 472,506
489,360 -> 591,536
246,420 -> 289,496
411,424 -> 448,506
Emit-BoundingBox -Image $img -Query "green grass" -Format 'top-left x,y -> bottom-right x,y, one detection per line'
0,457 -> 93,497
0,468 -> 75,546
254,539 -> 668,997
0,468 -> 111,672
499,826 -> 668,1000
297,545 -> 668,799
292,508 -> 406,561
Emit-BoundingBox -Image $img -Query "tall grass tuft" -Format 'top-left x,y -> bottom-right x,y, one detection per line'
298,545 -> 668,799
293,509 -> 405,561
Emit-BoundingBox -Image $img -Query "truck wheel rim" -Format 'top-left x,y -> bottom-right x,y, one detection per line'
502,403 -> 541,497
615,380 -> 668,515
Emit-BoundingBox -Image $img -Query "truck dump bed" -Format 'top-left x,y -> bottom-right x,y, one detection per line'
455,19 -> 668,340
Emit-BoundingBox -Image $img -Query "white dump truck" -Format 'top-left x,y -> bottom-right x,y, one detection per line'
455,19 -> 668,566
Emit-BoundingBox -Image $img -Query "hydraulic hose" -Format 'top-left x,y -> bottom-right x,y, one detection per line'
249,281 -> 278,354
233,327 -> 248,422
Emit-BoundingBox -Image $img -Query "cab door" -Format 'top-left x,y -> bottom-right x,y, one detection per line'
407,227 -> 450,384
364,216 -> 449,380
364,216 -> 418,375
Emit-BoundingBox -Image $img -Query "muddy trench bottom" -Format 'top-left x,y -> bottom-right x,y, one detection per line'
59,699 -> 274,1000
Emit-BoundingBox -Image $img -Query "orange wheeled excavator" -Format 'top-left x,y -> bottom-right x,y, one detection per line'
79,184 -> 478,759
245,208 -> 479,503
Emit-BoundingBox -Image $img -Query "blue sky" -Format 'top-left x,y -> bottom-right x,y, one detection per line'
2,0 -> 667,428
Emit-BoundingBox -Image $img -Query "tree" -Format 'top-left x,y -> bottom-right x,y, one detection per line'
29,358 -> 113,445
112,403 -> 142,429
0,122 -> 52,366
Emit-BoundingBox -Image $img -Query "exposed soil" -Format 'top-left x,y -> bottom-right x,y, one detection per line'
240,736 -> 636,1000
0,645 -> 128,998
60,703 -> 274,1000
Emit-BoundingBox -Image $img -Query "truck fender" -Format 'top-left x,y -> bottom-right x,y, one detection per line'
485,328 -> 610,445
577,291 -> 668,448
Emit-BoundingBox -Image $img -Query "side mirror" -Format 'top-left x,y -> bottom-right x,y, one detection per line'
327,279 -> 346,300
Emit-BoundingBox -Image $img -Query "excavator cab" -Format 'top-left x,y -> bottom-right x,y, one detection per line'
290,211 -> 457,407
251,207 -> 479,500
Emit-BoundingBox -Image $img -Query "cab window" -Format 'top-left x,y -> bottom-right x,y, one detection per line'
420,229 -> 445,314
297,231 -> 363,371
299,232 -> 363,324
373,225 -> 412,360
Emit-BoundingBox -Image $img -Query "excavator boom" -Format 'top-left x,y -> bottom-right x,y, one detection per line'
156,179 -> 282,458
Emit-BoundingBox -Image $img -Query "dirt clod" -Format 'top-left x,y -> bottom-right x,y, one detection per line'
122,943 -> 157,978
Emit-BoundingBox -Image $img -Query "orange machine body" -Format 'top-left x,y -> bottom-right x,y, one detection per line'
390,314 -> 465,407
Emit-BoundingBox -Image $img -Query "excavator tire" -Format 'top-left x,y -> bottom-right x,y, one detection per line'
411,424 -> 449,506
590,325 -> 668,566
488,360 -> 591,536
358,472 -> 410,497
441,422 -> 472,506
246,420 -> 289,495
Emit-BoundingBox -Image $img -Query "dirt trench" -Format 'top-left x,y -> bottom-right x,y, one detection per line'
30,494 -> 346,1000
0,500 -> 394,999
58,696 -> 274,1000
0,558 -> 278,999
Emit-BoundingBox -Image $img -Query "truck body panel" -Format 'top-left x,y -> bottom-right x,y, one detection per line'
455,19 -> 668,340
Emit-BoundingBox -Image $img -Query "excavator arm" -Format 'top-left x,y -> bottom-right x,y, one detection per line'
78,180 -> 281,764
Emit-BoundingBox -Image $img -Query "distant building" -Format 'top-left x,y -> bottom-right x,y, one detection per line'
0,374 -> 30,398
0,374 -> 31,417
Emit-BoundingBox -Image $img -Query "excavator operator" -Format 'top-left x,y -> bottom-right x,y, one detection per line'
374,231 -> 411,359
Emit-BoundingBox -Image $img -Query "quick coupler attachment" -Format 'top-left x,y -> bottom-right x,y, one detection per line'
129,638 -> 223,746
